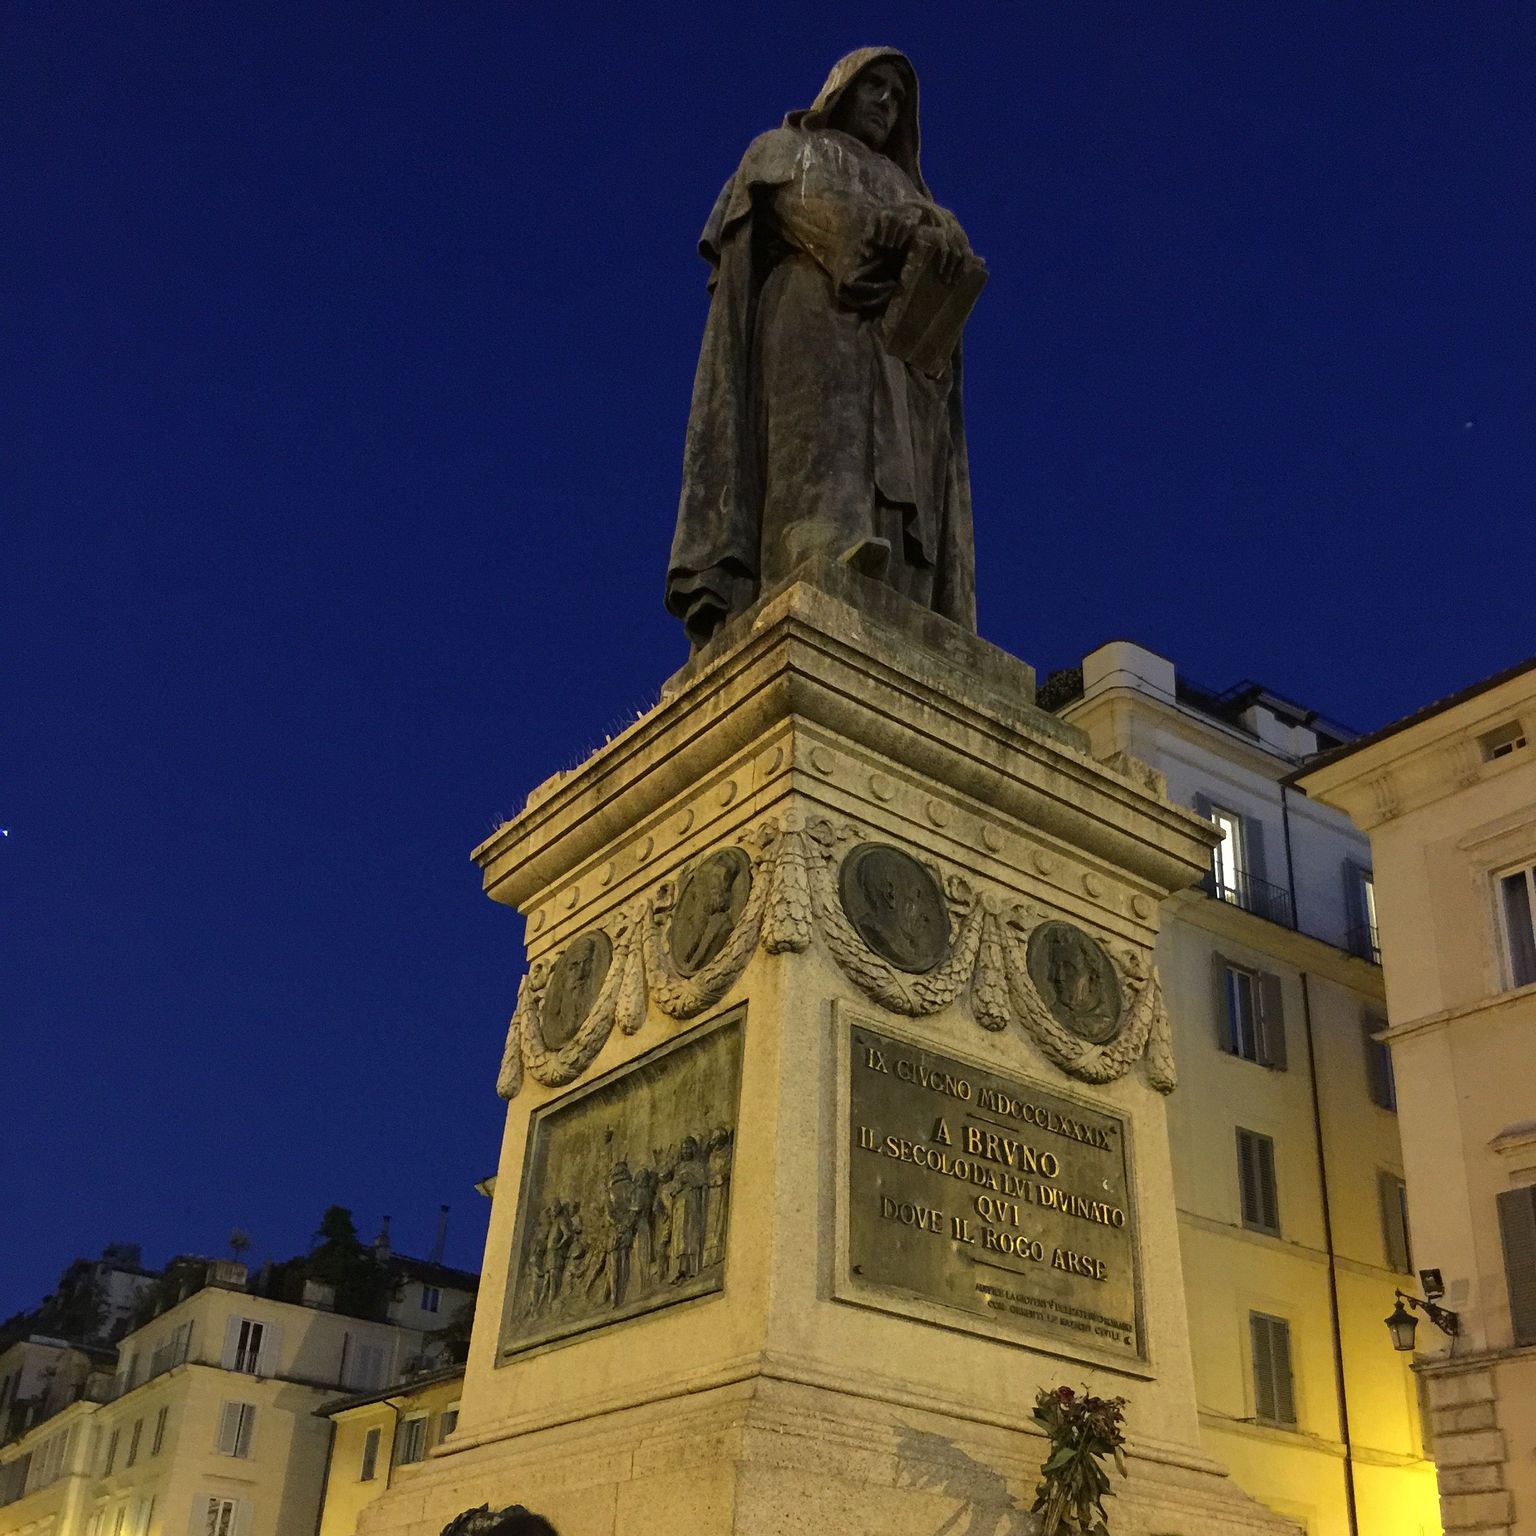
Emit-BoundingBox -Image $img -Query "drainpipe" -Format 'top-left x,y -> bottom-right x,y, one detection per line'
312,1419 -> 336,1536
1302,972 -> 1360,1536
1280,784 -> 1300,931
382,1396 -> 403,1490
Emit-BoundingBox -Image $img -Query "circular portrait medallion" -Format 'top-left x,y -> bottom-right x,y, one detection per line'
669,847 -> 752,976
838,843 -> 950,974
1025,921 -> 1123,1043
541,930 -> 613,1050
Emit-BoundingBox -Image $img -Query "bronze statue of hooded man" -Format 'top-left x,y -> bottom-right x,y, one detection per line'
666,48 -> 981,648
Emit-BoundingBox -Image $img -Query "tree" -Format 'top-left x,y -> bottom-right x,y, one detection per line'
305,1206 -> 398,1322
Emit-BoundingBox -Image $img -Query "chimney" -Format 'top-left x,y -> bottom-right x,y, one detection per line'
429,1205 -> 450,1266
373,1216 -> 392,1261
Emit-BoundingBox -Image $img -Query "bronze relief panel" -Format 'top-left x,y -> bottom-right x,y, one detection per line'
1025,921 -> 1122,1044
502,1012 -> 744,1357
838,842 -> 950,973
540,931 -> 613,1050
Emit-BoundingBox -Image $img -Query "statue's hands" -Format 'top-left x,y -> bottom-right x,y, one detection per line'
931,223 -> 970,282
868,205 -> 922,253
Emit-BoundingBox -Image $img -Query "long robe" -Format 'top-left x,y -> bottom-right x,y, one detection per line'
666,49 -> 977,646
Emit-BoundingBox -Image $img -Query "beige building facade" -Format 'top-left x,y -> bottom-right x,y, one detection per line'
1059,641 -> 1441,1536
1299,657 -> 1536,1536
0,1255 -> 473,1536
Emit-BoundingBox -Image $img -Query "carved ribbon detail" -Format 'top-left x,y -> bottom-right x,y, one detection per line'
496,814 -> 1176,1098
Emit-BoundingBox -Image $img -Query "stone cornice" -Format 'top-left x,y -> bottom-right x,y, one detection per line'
473,571 -> 1220,912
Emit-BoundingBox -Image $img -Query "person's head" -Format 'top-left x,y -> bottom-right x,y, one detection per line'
830,59 -> 907,151
441,1506 -> 559,1536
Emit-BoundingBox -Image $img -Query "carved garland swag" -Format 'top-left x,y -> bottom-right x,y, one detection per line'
497,815 -> 1175,1101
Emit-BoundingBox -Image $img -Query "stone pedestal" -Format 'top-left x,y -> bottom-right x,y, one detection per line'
358,568 -> 1297,1536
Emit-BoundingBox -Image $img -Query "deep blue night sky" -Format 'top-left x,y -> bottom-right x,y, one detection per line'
5,3 -> 1532,1317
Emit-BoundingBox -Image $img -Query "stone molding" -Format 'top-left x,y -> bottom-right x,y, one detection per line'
498,812 -> 1176,1100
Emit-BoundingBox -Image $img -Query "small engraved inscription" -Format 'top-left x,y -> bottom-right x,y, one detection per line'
838,843 -> 949,973
541,931 -> 613,1049
845,1024 -> 1140,1358
669,848 -> 751,976
503,1015 -> 743,1356
1026,922 -> 1122,1044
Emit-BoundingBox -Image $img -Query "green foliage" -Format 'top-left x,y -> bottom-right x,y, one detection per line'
436,1297 -> 476,1365
130,1255 -> 208,1329
303,1206 -> 399,1322
1030,1386 -> 1128,1536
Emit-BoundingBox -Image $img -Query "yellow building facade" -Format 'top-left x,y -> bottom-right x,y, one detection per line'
1299,657 -> 1536,1536
316,1368 -> 464,1536
1060,642 -> 1442,1536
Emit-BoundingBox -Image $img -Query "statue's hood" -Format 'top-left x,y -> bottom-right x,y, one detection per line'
786,47 -> 927,194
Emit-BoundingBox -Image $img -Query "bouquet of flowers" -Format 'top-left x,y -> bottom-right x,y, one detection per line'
1030,1386 -> 1128,1536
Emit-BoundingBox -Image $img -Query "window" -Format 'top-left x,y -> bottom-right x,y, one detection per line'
150,1406 -> 168,1457
125,1418 -> 142,1467
133,1496 -> 155,1536
359,1425 -> 381,1482
341,1338 -> 386,1392
1237,1129 -> 1281,1235
1216,959 -> 1288,1069
420,1286 -> 441,1314
1479,721 -> 1527,761
229,1319 -> 265,1375
1210,807 -> 1246,901
112,1505 -> 127,1536
215,1401 -> 256,1459
1249,1312 -> 1297,1427
1497,1185 -> 1536,1347
1497,864 -> 1536,989
1363,1014 -> 1396,1110
103,1428 -> 119,1476
396,1415 -> 429,1466
439,1404 -> 459,1442
203,1496 -> 240,1536
1379,1172 -> 1412,1273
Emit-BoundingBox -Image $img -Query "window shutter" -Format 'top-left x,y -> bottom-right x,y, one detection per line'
1270,1319 -> 1296,1424
255,1322 -> 281,1378
1343,860 -> 1368,932
216,1403 -> 239,1457
1236,1130 -> 1257,1226
1379,1173 -> 1402,1271
1362,1015 -> 1390,1107
1250,1313 -> 1274,1420
236,1406 -> 254,1459
1497,1186 -> 1536,1347
1213,953 -> 1236,1053
1258,972 -> 1288,1069
1246,816 -> 1268,890
1259,1138 -> 1280,1233
220,1318 -> 242,1372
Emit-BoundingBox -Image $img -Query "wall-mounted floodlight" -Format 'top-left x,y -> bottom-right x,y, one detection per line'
1385,1287 -> 1460,1352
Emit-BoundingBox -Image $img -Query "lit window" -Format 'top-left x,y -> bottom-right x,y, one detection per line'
1210,807 -> 1246,901
1497,864 -> 1536,989
1249,1312 -> 1297,1426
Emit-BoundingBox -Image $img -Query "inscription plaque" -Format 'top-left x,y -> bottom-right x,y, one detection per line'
502,1013 -> 743,1356
844,1022 -> 1141,1359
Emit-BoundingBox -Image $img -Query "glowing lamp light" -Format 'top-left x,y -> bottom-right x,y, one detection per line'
1385,1296 -> 1419,1352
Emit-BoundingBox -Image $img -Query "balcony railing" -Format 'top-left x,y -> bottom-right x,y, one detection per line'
1200,869 -> 1295,929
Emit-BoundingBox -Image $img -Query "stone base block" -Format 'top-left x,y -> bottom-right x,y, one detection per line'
359,1376 -> 1298,1536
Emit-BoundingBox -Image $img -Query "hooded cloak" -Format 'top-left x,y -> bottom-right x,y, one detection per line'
665,48 -> 978,647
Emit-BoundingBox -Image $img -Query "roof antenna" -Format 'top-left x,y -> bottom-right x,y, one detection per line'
430,1205 -> 449,1265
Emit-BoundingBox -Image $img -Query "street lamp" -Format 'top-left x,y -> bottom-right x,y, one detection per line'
1385,1287 -> 1460,1353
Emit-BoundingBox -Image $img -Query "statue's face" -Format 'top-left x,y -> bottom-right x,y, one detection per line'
837,61 -> 905,150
